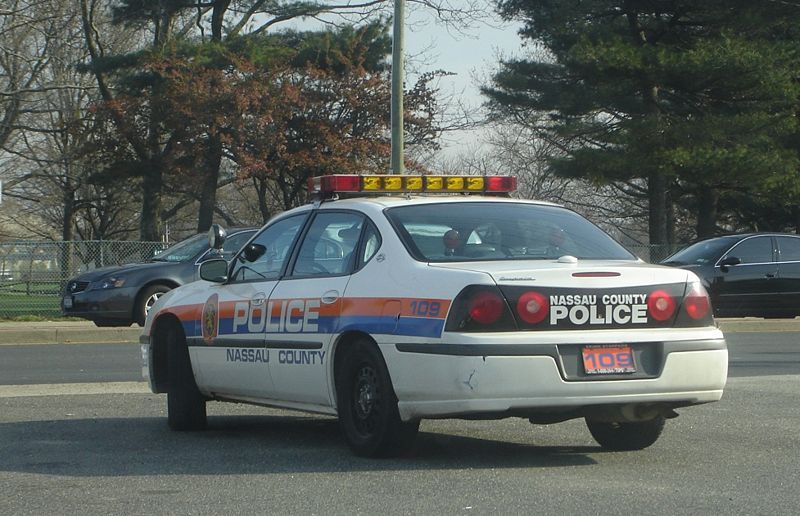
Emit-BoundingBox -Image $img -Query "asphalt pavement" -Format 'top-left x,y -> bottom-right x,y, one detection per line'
0,317 -> 798,345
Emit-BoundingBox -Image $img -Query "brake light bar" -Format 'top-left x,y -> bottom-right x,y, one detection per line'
307,174 -> 517,195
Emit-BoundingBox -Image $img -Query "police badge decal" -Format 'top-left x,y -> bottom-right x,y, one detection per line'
202,294 -> 219,345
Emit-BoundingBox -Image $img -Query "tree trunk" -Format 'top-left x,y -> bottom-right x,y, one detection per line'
666,185 -> 676,247
648,171 -> 668,245
696,186 -> 719,238
60,186 -> 76,287
196,135 -> 222,233
140,160 -> 163,242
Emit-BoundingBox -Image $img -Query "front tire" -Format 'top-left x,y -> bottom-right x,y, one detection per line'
336,338 -> 419,457
586,416 -> 665,451
136,284 -> 171,326
166,322 -> 206,431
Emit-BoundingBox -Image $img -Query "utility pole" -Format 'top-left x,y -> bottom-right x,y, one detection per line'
391,0 -> 405,175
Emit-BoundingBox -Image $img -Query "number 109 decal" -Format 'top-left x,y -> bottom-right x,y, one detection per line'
582,344 -> 636,375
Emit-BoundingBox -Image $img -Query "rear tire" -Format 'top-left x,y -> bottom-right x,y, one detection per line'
336,338 -> 419,457
586,416 -> 665,451
166,322 -> 206,431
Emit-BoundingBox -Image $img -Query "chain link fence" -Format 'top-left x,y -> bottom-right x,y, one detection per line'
627,244 -> 680,264
0,240 -> 683,319
0,240 -> 167,319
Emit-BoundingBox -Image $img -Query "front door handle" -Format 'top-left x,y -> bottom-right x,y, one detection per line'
765,273 -> 776,279
321,290 -> 340,304
251,292 -> 267,305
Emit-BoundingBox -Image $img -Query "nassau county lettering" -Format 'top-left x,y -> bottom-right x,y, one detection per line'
232,299 -> 320,334
549,293 -> 648,325
226,348 -> 270,363
278,350 -> 326,365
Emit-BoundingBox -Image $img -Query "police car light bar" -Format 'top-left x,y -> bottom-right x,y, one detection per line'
308,174 -> 517,195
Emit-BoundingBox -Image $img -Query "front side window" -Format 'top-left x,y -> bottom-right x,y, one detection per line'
292,212 -> 364,277
230,215 -> 307,282
385,202 -> 634,262
202,230 -> 256,262
725,236 -> 774,265
219,230 -> 256,259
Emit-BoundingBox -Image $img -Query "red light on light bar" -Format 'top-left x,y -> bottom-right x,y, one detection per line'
321,175 -> 360,192
486,176 -> 517,192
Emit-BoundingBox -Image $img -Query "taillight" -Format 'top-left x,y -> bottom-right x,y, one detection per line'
647,290 -> 676,322
468,291 -> 505,324
516,291 -> 549,324
445,286 -> 517,332
683,282 -> 711,320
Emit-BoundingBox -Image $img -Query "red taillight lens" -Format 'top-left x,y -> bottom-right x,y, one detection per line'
468,291 -> 505,325
684,283 -> 711,320
516,291 -> 549,324
647,290 -> 676,322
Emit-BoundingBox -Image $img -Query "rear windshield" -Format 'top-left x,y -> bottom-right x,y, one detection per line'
385,202 -> 635,262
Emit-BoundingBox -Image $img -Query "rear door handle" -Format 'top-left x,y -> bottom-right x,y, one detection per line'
765,273 -> 776,278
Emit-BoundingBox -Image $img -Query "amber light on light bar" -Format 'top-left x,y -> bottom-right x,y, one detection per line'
308,174 -> 517,194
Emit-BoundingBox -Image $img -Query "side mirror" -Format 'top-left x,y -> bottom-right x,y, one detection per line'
199,259 -> 228,283
208,224 -> 227,250
243,243 -> 267,262
719,256 -> 741,271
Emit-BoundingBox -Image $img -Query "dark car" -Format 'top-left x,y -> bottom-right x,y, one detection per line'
61,227 -> 256,327
661,233 -> 800,318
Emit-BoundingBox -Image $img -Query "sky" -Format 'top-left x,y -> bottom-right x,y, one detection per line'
401,5 -> 525,159
288,1 -> 526,161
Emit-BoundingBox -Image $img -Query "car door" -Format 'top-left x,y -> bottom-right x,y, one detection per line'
190,215 -> 308,399
266,210 -> 366,407
714,235 -> 778,316
775,235 -> 800,317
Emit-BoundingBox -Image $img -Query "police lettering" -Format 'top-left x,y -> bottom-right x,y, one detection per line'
233,299 -> 320,333
549,293 -> 648,326
278,350 -> 326,365
226,348 -> 270,363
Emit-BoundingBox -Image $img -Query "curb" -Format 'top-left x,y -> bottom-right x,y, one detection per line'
0,322 -> 140,346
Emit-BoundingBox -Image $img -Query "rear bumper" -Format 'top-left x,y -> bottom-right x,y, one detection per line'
383,337 -> 727,421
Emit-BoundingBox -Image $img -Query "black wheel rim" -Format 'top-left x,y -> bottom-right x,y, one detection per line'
351,363 -> 381,436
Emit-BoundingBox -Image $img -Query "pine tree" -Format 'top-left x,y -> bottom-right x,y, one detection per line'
485,0 -> 800,240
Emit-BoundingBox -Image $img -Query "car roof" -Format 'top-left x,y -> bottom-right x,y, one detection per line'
314,195 -> 562,211
698,232 -> 798,242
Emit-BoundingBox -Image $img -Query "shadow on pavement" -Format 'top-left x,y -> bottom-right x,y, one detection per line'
0,415 -> 600,476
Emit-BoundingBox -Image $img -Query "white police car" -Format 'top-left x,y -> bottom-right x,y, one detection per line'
141,174 -> 727,457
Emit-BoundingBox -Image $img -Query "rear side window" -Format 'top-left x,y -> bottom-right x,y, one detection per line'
777,236 -> 800,262
385,202 -> 634,262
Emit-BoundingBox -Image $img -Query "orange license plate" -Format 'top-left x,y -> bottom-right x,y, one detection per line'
582,345 -> 636,375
